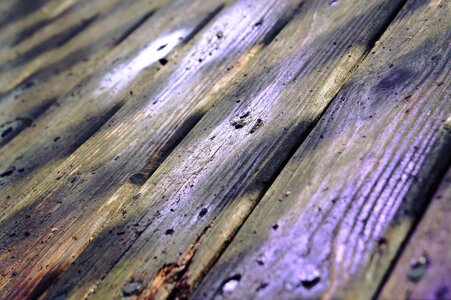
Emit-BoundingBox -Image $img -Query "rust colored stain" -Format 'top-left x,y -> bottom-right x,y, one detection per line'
141,226 -> 211,300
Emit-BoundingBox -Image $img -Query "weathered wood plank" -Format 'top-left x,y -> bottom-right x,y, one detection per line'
0,0 -> 89,53
0,0 -> 167,131
0,0 -> 173,146
0,0 -> 165,94
193,0 -> 451,299
379,167 -> 451,300
20,0 -> 413,299
0,0 -> 77,39
0,0 -> 317,298
0,1 -> 207,185
0,0 -> 235,221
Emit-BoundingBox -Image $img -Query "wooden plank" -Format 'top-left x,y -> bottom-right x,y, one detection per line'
0,0 -> 167,124
0,0 -> 173,149
19,0 -> 413,299
0,4 -> 193,153
193,0 -> 451,299
0,0 -> 75,38
379,167 -> 451,300
0,0 -> 85,50
0,0 -> 166,94
0,0 -> 226,221
0,0 -> 318,298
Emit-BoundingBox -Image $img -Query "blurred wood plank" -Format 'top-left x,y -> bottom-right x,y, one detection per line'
0,0 -> 233,222
0,0 -> 96,53
26,0 -> 411,299
380,167 -> 451,300
193,0 -> 451,299
0,0 -> 78,38
0,0 -> 166,94
0,0 -> 226,218
0,0 -> 170,146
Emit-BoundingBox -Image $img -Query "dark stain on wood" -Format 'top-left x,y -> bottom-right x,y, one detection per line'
376,67 -> 414,91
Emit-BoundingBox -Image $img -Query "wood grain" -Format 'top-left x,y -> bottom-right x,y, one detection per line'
0,0 -> 320,298
0,0 -> 170,146
1,0 -> 448,299
379,167 -> 451,300
193,0 -> 451,299
0,0 -> 158,93
21,0 -> 411,299
0,0 -> 103,63
0,0 -> 79,44
0,0 -> 222,214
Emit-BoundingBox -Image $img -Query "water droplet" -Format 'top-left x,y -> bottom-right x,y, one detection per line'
408,255 -> 429,282
165,228 -> 175,235
221,274 -> 241,294
254,18 -> 263,27
122,281 -> 143,296
129,172 -> 147,185
198,208 -> 208,217
284,265 -> 321,291
300,274 -> 320,289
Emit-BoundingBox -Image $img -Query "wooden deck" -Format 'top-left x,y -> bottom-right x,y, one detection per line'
0,0 -> 449,299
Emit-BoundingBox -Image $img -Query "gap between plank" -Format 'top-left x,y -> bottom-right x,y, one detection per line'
184,0 -> 410,297
373,125 -> 451,299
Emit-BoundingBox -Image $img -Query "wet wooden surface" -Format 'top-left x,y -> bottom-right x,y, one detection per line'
0,0 -> 449,299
